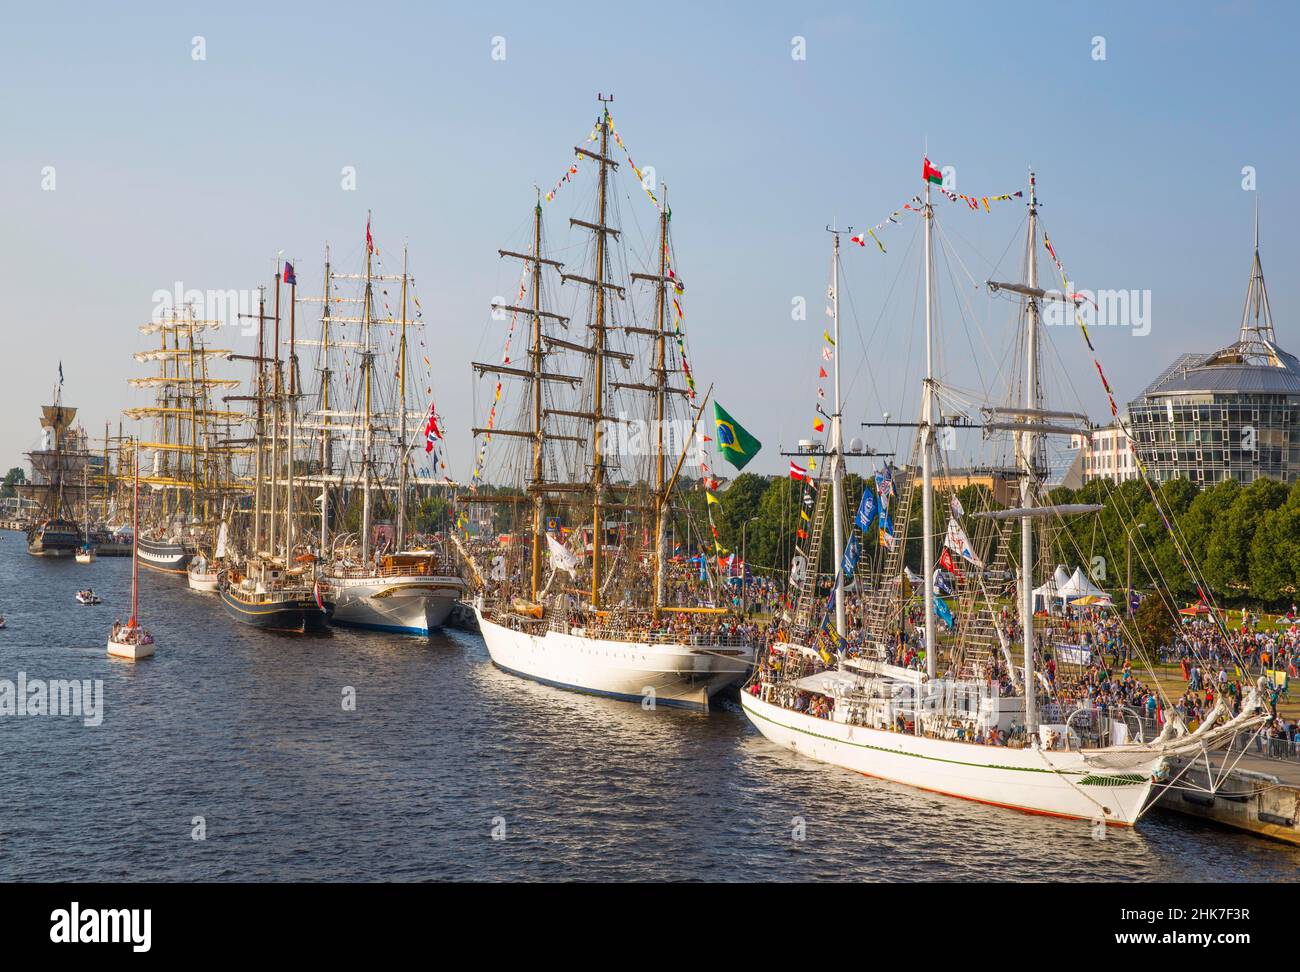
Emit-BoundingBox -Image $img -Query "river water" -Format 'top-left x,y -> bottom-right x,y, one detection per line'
1,540 -> 1296,882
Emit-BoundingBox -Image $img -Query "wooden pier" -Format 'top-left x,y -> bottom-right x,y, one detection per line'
1155,747 -> 1300,845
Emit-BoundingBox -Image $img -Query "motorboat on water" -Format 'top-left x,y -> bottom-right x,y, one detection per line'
75,589 -> 102,605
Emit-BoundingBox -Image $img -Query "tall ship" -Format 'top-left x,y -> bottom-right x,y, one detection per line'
301,227 -> 465,635
740,165 -> 1271,825
219,267 -> 332,633
22,370 -> 88,557
465,98 -> 753,710
126,306 -> 244,573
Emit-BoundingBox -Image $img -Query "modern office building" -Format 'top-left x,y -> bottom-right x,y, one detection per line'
1125,224 -> 1300,485
1071,420 -> 1140,484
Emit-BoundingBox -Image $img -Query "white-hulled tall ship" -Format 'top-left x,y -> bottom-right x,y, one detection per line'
740,165 -> 1271,825
301,227 -> 465,635
126,306 -> 245,573
464,97 -> 753,710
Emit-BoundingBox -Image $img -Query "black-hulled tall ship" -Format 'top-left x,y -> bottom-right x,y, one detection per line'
23,373 -> 87,557
219,266 -> 332,633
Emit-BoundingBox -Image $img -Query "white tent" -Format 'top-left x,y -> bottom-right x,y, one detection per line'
1060,566 -> 1108,600
1030,566 -> 1073,612
1033,566 -> 1108,612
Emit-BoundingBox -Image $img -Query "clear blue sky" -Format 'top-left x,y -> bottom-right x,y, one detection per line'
2,0 -> 1295,479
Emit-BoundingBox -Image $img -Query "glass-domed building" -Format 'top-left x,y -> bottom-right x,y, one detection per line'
1127,224 -> 1300,485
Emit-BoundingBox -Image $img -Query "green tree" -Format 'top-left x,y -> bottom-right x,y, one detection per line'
0,467 -> 25,498
1204,477 -> 1287,599
1249,480 -> 1300,605
1132,594 -> 1178,652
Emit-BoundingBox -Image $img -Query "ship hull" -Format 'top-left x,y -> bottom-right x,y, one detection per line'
28,545 -> 77,558
324,574 -> 465,635
219,586 -> 332,634
740,689 -> 1158,826
475,606 -> 752,711
107,638 -> 154,661
187,570 -> 220,593
26,520 -> 82,558
138,538 -> 193,574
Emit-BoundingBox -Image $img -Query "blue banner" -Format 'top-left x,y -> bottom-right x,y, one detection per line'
934,595 -> 955,630
841,532 -> 862,579
855,488 -> 876,533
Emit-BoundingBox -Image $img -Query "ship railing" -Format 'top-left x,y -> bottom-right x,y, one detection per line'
325,561 -> 462,580
1223,728 -> 1300,765
541,612 -> 754,647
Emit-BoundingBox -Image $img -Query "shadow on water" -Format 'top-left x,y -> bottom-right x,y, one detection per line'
1,535 -> 1297,881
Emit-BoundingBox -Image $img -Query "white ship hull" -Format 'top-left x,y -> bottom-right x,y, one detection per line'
107,637 -> 155,661
475,607 -> 753,711
325,574 -> 465,635
740,689 -> 1159,826
187,570 -> 220,593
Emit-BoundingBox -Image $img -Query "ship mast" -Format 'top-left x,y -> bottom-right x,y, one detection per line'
586,95 -> 615,611
131,439 -> 140,626
396,244 -> 409,552
253,289 -> 267,553
652,192 -> 669,616
286,259 -> 298,559
185,308 -> 201,525
360,214 -> 375,564
829,227 -> 846,638
269,270 -> 283,558
921,171 -> 938,680
319,248 -> 333,556
1020,171 -> 1041,732
528,198 -> 545,600
475,197 -> 570,601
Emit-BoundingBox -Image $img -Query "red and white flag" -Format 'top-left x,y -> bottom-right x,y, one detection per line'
423,402 -> 442,454
850,233 -> 866,246
789,461 -> 809,482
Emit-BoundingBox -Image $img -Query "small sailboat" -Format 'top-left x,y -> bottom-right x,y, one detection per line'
75,466 -> 96,563
187,522 -> 224,592
108,441 -> 155,660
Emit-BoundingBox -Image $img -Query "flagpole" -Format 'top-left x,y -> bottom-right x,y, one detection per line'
829,228 -> 847,639
922,167 -> 938,687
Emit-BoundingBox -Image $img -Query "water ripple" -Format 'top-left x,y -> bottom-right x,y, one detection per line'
1,542 -> 1296,881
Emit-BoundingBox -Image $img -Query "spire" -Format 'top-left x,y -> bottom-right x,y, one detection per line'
1238,197 -> 1275,350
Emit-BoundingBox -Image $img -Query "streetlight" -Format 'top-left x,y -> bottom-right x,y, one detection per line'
1126,522 -> 1147,617
741,516 -> 759,617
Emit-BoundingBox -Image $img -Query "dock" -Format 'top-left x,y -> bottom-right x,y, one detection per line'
1155,744 -> 1300,845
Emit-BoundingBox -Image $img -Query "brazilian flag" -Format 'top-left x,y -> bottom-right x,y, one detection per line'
713,402 -> 762,471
